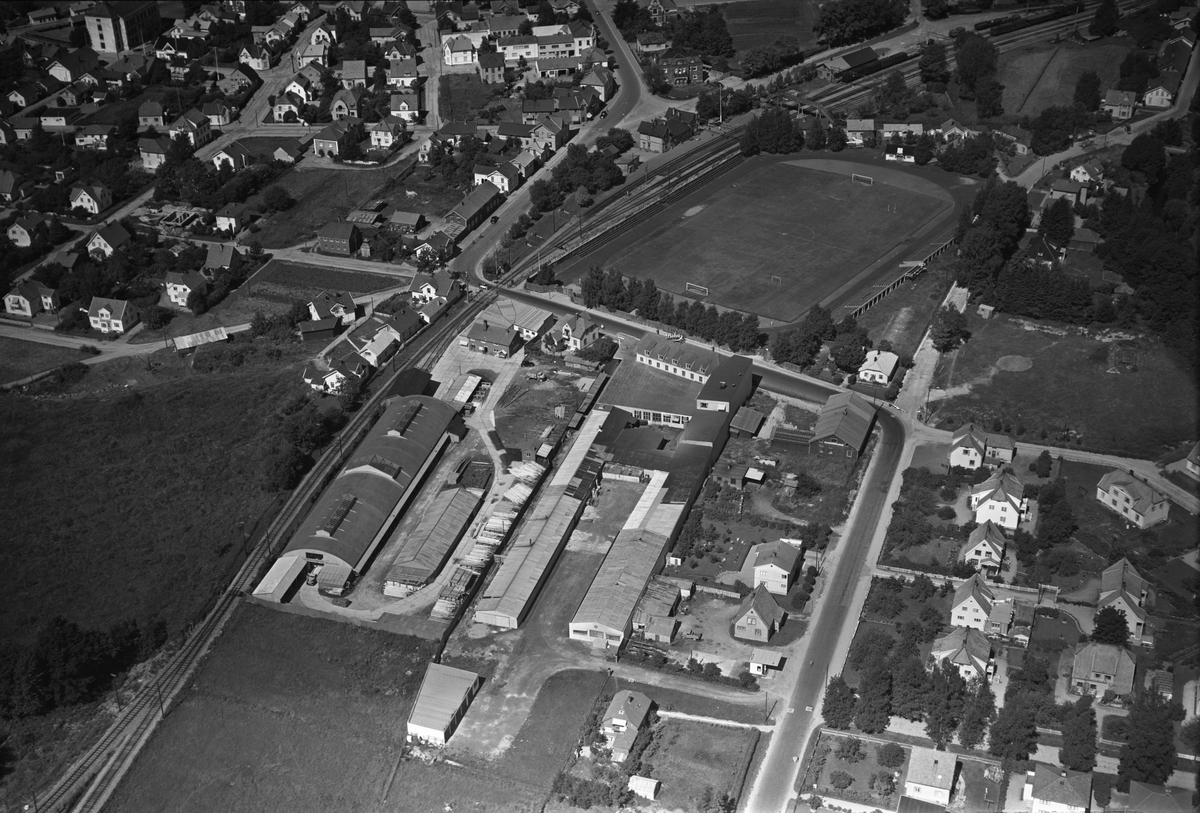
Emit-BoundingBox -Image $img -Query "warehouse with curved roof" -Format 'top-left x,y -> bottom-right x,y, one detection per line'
282,395 -> 462,575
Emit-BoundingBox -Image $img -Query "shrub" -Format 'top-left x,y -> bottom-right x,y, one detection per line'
936,505 -> 957,520
876,741 -> 905,768
835,737 -> 865,763
829,770 -> 854,790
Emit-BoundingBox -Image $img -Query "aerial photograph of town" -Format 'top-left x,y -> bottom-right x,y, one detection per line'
0,0 -> 1196,811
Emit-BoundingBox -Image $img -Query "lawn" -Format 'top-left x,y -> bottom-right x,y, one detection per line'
489,668 -> 610,789
439,73 -> 505,121
255,259 -> 400,294
104,605 -> 455,813
999,41 -> 1129,117
810,732 -> 906,810
854,262 -> 954,359
642,718 -> 759,810
0,359 -> 307,649
0,335 -> 90,384
252,165 -> 398,248
930,313 -> 1198,458
603,160 -> 951,323
724,0 -> 819,60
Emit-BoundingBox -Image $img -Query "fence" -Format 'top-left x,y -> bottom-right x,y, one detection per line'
835,236 -> 958,323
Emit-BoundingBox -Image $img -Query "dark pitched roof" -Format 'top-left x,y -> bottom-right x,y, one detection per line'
738,584 -> 783,627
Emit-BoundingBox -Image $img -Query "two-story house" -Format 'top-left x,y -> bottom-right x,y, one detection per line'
751,540 -> 801,596
165,271 -> 208,308
1097,558 -> 1153,645
408,270 -> 462,306
70,183 -> 113,215
904,747 -> 958,806
969,472 -> 1029,530
308,290 -> 357,325
602,690 -> 651,763
1095,470 -> 1169,529
169,108 -> 212,147
930,626 -> 991,682
961,520 -> 1006,577
1071,643 -> 1135,697
87,296 -> 139,334
4,281 -> 58,318
951,574 -> 994,631
949,424 -> 1016,469
733,585 -> 784,642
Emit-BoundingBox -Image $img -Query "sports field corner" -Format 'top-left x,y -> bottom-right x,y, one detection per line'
596,157 -> 957,324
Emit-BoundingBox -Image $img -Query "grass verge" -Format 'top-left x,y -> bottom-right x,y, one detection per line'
0,335 -> 88,383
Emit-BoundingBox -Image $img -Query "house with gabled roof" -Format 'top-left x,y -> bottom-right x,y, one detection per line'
445,180 -> 503,239
215,202 -> 250,234
1024,764 -> 1093,813
969,472 -> 1029,529
308,290 -> 357,325
389,92 -> 420,122
212,140 -> 252,171
1119,782 -> 1193,813
203,242 -> 243,277
166,271 -> 209,308
0,170 -> 24,202
169,108 -> 212,147
1098,558 -> 1153,644
905,747 -> 958,806
443,35 -> 477,66
203,99 -> 234,127
734,584 -> 784,642
1102,89 -> 1137,120
340,59 -> 369,89
931,626 -> 991,681
602,690 -> 652,763
70,183 -> 112,215
87,296 -> 138,334
387,56 -> 419,88
806,391 -> 875,461
1071,642 -> 1135,697
560,313 -> 599,352
478,51 -> 506,84
138,134 -> 173,170
369,115 -> 408,148
5,281 -> 59,318
472,161 -> 521,194
962,521 -> 1006,576
343,310 -> 421,366
1143,74 -> 1181,108
48,46 -> 101,83
857,350 -> 898,385
1070,160 -> 1104,185
87,222 -> 132,258
951,574 -> 994,631
818,46 -> 877,80
950,423 -> 1016,469
7,214 -> 48,248
408,270 -> 462,306
751,540 -> 801,596
331,87 -> 362,120
1096,470 -> 1168,530
239,42 -> 272,71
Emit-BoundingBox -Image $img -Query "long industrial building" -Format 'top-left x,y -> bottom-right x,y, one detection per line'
383,487 -> 482,596
280,395 -> 463,588
472,409 -> 614,629
569,528 -> 672,646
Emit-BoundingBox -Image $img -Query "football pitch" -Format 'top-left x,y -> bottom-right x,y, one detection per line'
604,162 -> 951,323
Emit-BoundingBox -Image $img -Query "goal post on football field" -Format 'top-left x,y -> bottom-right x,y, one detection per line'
685,282 -> 709,296
770,275 -> 782,286
851,173 -> 874,185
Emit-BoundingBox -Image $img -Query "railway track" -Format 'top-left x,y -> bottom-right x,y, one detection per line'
810,0 -> 1151,113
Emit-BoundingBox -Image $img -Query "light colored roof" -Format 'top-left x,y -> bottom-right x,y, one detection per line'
953,573 -> 994,615
1097,470 -> 1166,516
1071,643 -> 1136,694
931,626 -> 990,674
811,391 -> 874,451
407,663 -> 480,734
482,296 -> 552,333
753,540 -> 801,574
858,349 -> 898,378
970,472 -> 1024,509
751,648 -> 783,667
385,488 -> 481,586
571,528 -> 670,635
964,520 -> 1005,558
907,746 -> 956,790
634,334 -> 718,374
1030,763 -> 1093,808
1100,557 -> 1148,600
173,327 -> 228,350
1126,782 -> 1193,813
282,396 -> 458,571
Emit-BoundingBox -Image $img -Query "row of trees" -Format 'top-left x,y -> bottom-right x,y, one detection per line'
817,0 -> 909,47
955,34 -> 1004,119
578,265 -> 763,352
529,143 -> 626,213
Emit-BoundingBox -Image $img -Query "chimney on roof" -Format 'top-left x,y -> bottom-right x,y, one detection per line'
483,319 -> 488,330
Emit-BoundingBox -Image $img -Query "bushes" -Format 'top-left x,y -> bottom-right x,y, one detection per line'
619,648 -> 759,692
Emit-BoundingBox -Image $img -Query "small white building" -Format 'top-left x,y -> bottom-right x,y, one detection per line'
949,423 -> 1016,469
950,574 -> 994,632
904,747 -> 957,806
857,350 -> 898,385
749,648 -> 783,677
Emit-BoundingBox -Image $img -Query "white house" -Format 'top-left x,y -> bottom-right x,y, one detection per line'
408,270 -> 462,306
387,57 -> 419,88
602,690 -> 652,763
86,222 -> 132,258
904,747 -> 957,806
884,144 -> 915,163
1069,161 -> 1104,185
962,520 -> 1006,576
560,314 -> 599,352
369,115 -> 407,149
70,183 -> 112,215
212,140 -> 252,171
342,311 -> 420,366
930,626 -> 991,681
969,472 -> 1029,529
857,350 -> 898,385
302,350 -> 369,394
1186,442 -> 1200,479
949,424 -> 1016,469
951,574 -> 994,632
1096,470 -> 1169,529
1098,558 -> 1153,645
87,296 -> 138,334
7,214 -> 46,247
1024,764 -> 1093,813
845,118 -> 874,146
1143,75 -> 1180,108
443,35 -> 476,66
165,271 -> 208,308
472,161 -> 521,194
308,290 -> 357,325
4,281 -> 58,318
389,92 -> 420,122
751,540 -> 802,596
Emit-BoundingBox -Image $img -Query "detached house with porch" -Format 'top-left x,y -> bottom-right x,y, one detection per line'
1098,558 -> 1153,645
961,520 -> 1006,577
951,574 -> 994,632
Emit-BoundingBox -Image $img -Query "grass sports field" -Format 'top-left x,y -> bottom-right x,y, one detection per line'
604,161 -> 950,323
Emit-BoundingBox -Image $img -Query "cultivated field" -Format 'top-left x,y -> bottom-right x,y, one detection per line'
255,259 -> 399,294
0,335 -> 88,384
642,718 -> 760,810
605,161 -> 950,322
253,166 -> 397,248
723,0 -> 819,57
930,313 -> 1198,458
999,41 -> 1128,117
106,606 -> 445,813
0,363 -> 302,648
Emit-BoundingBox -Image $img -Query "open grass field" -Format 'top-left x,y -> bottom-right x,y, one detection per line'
931,314 -> 1198,458
0,335 -> 88,383
642,718 -> 759,810
256,259 -> 399,294
605,162 -> 950,322
440,73 -> 505,121
999,41 -> 1129,117
0,362 -> 304,648
253,166 -> 397,248
854,264 -> 954,359
724,0 -> 819,58
106,605 -> 453,813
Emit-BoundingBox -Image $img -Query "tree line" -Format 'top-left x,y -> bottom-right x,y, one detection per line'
578,265 -> 762,352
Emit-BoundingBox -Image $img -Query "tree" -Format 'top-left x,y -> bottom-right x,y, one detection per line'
263,185 -> 295,212
835,737 -> 865,763
1030,450 -> 1053,478
1092,606 -> 1130,646
823,675 -> 857,729
830,330 -> 868,371
853,667 -> 892,734
957,681 -> 996,750
1060,696 -> 1098,772
816,0 -> 908,46
876,741 -> 905,768
1074,71 -> 1102,111
955,35 -> 999,97
919,42 -> 950,86
1121,135 -> 1166,183
1091,0 -> 1120,36
1118,694 -> 1183,789
1039,197 -> 1075,243
260,442 -> 307,491
924,660 -> 967,748
186,288 -> 209,314
931,307 -> 969,352
848,627 -> 894,672
989,692 -> 1040,761
974,75 -> 1005,119
891,654 -> 931,722
141,305 -> 172,330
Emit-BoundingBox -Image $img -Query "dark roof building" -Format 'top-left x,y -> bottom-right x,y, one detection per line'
807,391 -> 875,460
318,221 -> 363,255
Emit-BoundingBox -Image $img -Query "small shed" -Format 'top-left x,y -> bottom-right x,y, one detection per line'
251,555 -> 305,603
977,304 -> 994,319
749,648 -> 783,676
730,406 -> 765,438
628,775 -> 660,800
644,615 -> 677,644
407,663 -> 482,746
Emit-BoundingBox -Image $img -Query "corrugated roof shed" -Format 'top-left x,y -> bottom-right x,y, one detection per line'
173,326 -> 229,349
385,487 -> 481,588
407,663 -> 480,743
811,390 -> 875,451
572,529 -> 671,639
282,396 -> 457,571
